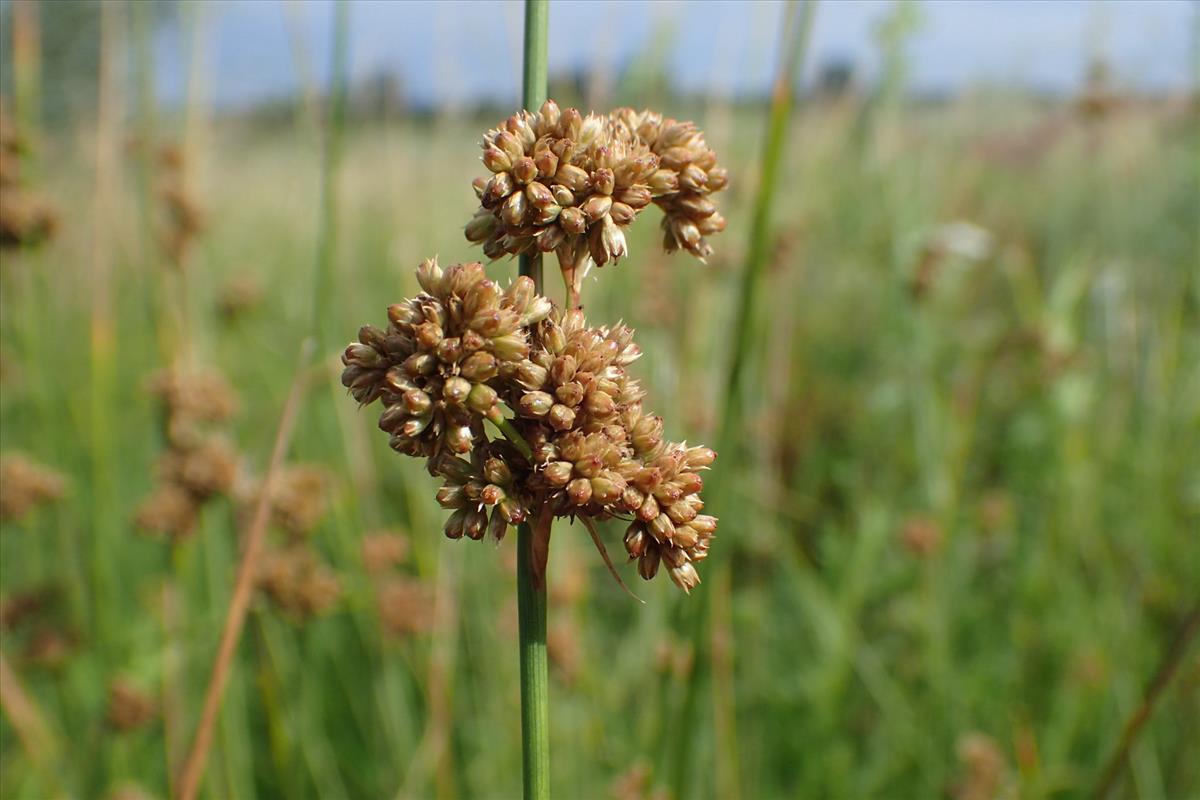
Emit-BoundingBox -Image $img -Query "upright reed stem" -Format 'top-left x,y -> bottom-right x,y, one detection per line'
671,3 -> 818,798
517,3 -> 550,798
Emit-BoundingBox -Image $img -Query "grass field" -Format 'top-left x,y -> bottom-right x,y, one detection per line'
1,35 -> 1199,800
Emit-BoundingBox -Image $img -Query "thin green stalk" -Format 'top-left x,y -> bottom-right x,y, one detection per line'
671,3 -> 818,799
312,0 -> 350,349
517,4 -> 550,799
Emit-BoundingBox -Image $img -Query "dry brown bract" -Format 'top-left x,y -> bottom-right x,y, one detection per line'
0,453 -> 66,522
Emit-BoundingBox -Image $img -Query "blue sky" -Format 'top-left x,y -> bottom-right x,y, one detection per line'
155,0 -> 1195,108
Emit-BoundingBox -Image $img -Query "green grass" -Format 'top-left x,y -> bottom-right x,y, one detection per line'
1,91 -> 1198,800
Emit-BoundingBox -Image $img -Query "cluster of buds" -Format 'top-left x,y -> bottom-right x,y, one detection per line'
155,144 -> 204,267
257,543 -> 341,621
0,453 -> 67,522
465,100 -> 728,305
344,258 -> 718,592
0,106 -> 58,250
135,369 -> 239,539
342,259 -> 550,460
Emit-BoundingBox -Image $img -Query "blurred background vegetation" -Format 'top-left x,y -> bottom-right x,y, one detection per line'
1,1 -> 1198,798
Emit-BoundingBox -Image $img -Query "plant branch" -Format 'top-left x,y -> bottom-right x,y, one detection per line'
176,338 -> 315,800
1092,602 -> 1200,799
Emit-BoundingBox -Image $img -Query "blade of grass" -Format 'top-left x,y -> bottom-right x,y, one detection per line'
176,337 -> 315,800
671,4 -> 818,799
1092,602 -> 1200,800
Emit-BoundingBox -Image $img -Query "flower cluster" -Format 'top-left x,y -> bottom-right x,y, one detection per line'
343,258 -> 717,592
465,100 -> 728,305
135,368 -> 239,539
0,106 -> 58,250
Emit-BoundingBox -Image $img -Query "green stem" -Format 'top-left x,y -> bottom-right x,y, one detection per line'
312,0 -> 350,349
517,3 -> 550,798
671,3 -> 819,799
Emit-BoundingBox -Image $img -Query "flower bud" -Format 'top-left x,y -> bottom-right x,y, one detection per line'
543,461 -> 573,487
464,508 -> 488,540
555,381 -> 585,408
616,185 -> 652,209
581,194 -> 613,221
590,168 -> 615,195
465,211 -> 496,243
519,391 -> 554,417
567,478 -> 592,506
647,169 -> 679,195
378,403 -> 407,432
446,425 -> 473,454
482,146 -> 511,173
494,131 -> 523,163
672,524 -> 700,548
649,513 -> 675,542
590,475 -> 623,505
435,337 -> 464,364
443,508 -> 468,539
460,350 -> 498,381
667,500 -> 698,525
403,353 -> 436,377
480,484 -> 506,506
526,181 -> 554,208
624,524 -> 650,558
551,185 -> 575,206
483,171 -> 514,207
638,547 -> 661,580
498,496 -> 526,524
555,164 -> 589,192
548,404 -> 576,431
631,415 -> 663,453
442,377 -> 472,405
685,446 -> 717,469
403,389 -> 432,415
609,202 -> 636,226
436,484 -> 466,508
679,164 -> 708,192
533,148 -> 559,178
559,206 -> 587,235
483,457 -> 512,486
502,190 -> 527,226
466,383 -> 498,414
669,561 -> 700,593
490,334 -> 529,361
514,361 -> 549,390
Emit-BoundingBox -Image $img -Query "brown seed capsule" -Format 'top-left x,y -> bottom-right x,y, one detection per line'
590,168 -> 615,196
580,194 -> 613,221
609,202 -> 636,226
502,190 -> 527,226
519,391 -> 554,417
466,383 -> 498,414
559,206 -> 587,235
555,164 -> 589,192
638,547 -> 661,580
443,508 -> 468,539
482,146 -> 512,173
624,524 -> 650,558
526,181 -> 555,208
543,461 -> 573,487
548,404 -> 576,431
669,561 -> 700,593
567,478 -> 592,506
443,377 -> 472,405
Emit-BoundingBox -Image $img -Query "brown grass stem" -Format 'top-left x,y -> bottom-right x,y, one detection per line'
1092,602 -> 1200,799
176,338 -> 316,800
